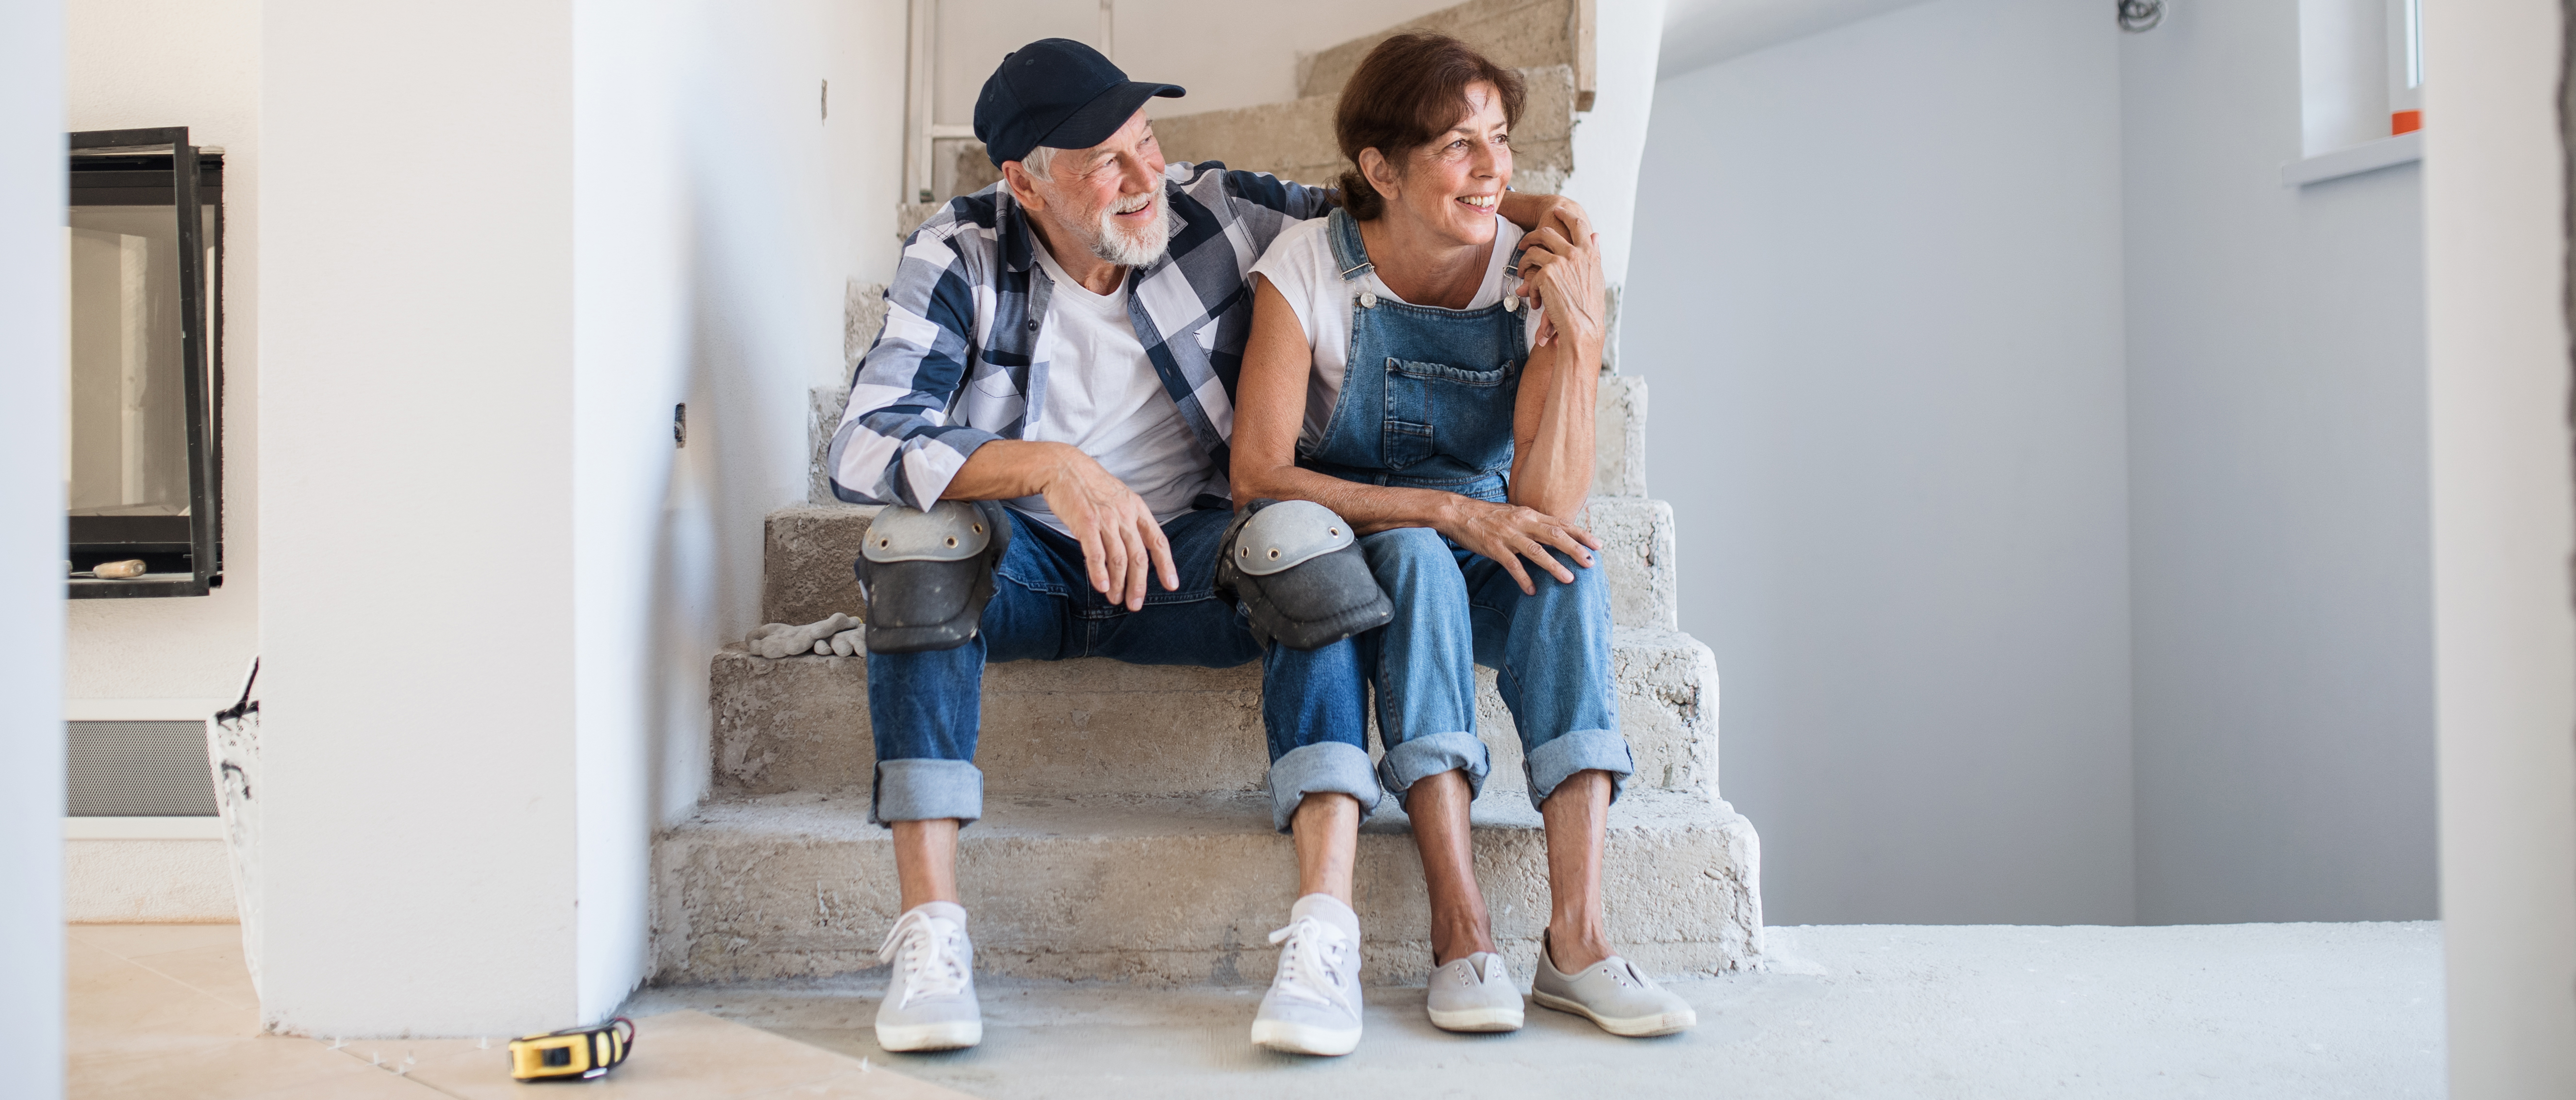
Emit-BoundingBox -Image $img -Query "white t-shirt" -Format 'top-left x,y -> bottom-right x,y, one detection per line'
1248,215 -> 1541,450
1012,239 -> 1226,535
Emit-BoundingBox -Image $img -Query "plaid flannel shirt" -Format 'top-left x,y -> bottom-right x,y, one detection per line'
828,161 -> 1333,510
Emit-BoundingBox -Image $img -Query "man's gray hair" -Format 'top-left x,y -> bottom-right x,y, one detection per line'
1018,145 -> 1061,179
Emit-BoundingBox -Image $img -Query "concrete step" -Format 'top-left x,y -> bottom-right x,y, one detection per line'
711,625 -> 1715,801
1297,0 -> 1596,111
650,788 -> 1762,986
762,493 -> 1672,634
1153,64 -> 1576,197
809,376 -> 1651,507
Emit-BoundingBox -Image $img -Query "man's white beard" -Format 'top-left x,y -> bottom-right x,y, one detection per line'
1078,190 -> 1171,268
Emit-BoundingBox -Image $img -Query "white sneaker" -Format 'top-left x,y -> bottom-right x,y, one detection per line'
873,902 -> 982,1051
1426,951 -> 1524,1032
1249,894 -> 1365,1056
1530,936 -> 1697,1038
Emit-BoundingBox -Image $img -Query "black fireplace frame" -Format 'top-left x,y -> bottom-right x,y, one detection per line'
66,127 -> 224,600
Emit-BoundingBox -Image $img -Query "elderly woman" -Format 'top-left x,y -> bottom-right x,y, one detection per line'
1231,33 -> 1697,1055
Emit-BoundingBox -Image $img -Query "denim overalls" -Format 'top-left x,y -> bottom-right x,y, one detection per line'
1260,209 -> 1634,827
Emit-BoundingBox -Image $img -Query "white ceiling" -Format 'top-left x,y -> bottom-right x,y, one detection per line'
1659,0 -> 1940,77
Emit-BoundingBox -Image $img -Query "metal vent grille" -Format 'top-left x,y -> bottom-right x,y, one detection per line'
68,720 -> 216,817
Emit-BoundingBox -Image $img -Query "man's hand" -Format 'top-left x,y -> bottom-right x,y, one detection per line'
1032,444 -> 1178,610
1435,497 -> 1602,596
1516,227 -> 1606,355
1496,191 -> 1593,245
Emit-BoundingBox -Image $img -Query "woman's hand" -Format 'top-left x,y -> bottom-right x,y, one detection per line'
1516,228 -> 1607,356
1437,497 -> 1604,595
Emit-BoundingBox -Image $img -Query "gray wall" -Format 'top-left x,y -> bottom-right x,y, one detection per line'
1628,0 -> 2438,924
2122,0 -> 2436,924
1628,0 -> 2138,925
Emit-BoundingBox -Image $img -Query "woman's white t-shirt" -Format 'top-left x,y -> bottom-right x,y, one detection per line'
1248,214 -> 1541,450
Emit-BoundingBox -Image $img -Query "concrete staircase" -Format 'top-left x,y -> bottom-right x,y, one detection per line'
649,0 -> 1762,993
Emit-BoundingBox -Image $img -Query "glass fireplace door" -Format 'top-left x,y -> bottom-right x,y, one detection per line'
66,128 -> 222,598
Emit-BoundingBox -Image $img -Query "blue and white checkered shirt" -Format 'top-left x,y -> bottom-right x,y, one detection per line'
828,161 -> 1333,510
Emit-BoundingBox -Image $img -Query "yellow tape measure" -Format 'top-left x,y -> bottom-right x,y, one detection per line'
508,1016 -> 636,1081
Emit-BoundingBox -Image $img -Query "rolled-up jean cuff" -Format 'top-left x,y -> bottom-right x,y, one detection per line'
1377,730 -> 1492,803
1268,742 -> 1382,833
872,758 -> 985,826
1523,730 -> 1634,812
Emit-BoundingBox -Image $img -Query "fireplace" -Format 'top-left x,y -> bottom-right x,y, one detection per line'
66,127 -> 224,598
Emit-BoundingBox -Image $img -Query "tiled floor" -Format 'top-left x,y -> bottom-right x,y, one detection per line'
66,924 -> 970,1100
74,921 -> 2446,1099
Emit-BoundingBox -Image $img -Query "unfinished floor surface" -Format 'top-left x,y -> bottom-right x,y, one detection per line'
630,921 -> 2445,1100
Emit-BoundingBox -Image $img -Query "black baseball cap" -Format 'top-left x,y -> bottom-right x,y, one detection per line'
974,39 -> 1184,169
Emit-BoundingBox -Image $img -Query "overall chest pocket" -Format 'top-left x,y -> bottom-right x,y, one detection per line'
1380,356 -> 1519,473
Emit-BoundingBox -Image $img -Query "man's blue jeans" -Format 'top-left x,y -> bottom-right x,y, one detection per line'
1262,526 -> 1634,816
865,505 -> 1371,827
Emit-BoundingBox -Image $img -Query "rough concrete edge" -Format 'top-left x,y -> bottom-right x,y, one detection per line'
649,802 -> 1762,987
1298,0 -> 1581,99
1595,374 -> 1648,498
808,385 -> 850,505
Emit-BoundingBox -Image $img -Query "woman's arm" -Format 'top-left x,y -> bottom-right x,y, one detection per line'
1232,276 -> 1600,594
1507,227 -> 1608,520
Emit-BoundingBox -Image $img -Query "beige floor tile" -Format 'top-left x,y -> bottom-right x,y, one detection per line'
749,1067 -> 984,1099
128,941 -> 261,1009
245,1064 -> 460,1100
72,1035 -> 381,1100
67,939 -> 257,1047
402,1010 -> 881,1100
70,923 -> 245,961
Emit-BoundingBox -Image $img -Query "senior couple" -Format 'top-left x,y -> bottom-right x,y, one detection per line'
830,34 -> 1692,1056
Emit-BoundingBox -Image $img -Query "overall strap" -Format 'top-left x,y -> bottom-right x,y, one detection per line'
1326,207 -> 1374,280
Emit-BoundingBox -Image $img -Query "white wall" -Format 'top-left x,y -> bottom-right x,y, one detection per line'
62,0 -> 264,924
1563,0 -> 1665,295
255,0 -> 908,1034
260,0 -> 581,1035
1,0 -> 68,1092
571,0 -> 908,1018
63,0 -> 262,706
1628,0 -> 2135,924
2422,0 -> 2576,1091
1659,0 -> 1931,74
2122,0 -> 2436,924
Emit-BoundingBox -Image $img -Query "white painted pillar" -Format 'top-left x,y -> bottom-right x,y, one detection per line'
258,1 -> 582,1035
0,3 -> 68,1096
2422,0 -> 2576,1094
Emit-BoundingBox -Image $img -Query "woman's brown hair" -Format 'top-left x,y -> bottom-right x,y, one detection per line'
1333,32 -> 1525,220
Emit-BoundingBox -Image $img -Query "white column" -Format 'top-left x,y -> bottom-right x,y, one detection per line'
2423,0 -> 2576,1094
0,2 -> 67,1095
258,1 -> 581,1034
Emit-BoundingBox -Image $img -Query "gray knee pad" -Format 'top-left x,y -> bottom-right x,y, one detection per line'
1216,499 -> 1392,651
855,500 -> 1012,654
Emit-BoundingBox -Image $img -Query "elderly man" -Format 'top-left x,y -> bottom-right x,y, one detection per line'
829,38 -> 1584,1053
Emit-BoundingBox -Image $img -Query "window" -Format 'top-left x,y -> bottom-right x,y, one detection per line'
2298,0 -> 2425,156
2389,0 -> 2422,133
65,127 -> 224,598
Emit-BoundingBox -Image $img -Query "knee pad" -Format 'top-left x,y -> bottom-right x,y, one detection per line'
855,500 -> 1011,654
1216,499 -> 1392,651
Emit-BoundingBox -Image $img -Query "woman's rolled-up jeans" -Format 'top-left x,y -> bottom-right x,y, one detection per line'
1259,524 -> 1634,831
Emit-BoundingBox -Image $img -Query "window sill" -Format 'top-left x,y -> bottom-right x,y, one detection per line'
2282,131 -> 2423,186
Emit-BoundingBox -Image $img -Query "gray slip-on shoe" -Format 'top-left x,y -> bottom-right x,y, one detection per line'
1250,895 -> 1365,1056
1530,937 -> 1698,1038
874,902 -> 983,1051
1426,952 -> 1524,1032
